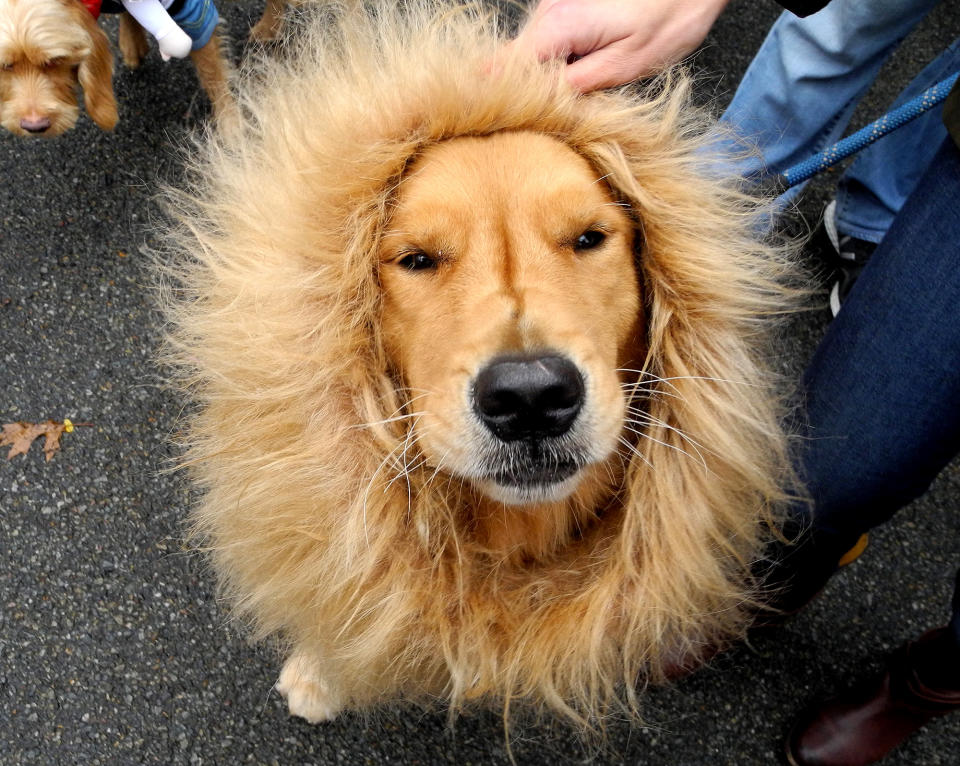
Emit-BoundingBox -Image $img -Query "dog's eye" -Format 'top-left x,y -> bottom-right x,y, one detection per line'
574,229 -> 606,251
42,58 -> 63,70
396,251 -> 437,271
0,63 -> 12,71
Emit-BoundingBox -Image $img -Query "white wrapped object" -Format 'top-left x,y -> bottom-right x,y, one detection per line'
121,0 -> 193,60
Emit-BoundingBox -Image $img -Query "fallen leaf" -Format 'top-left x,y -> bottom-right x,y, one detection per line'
2,419 -> 78,461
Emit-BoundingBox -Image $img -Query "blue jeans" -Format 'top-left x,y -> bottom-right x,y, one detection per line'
771,137 -> 960,633
721,0 -> 958,243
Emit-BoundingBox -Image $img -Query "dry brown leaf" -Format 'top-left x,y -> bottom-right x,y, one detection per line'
2,419 -> 74,461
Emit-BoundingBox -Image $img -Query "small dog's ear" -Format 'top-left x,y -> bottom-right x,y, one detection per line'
73,4 -> 118,130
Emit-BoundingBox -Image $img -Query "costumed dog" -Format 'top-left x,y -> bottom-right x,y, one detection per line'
159,1 -> 800,729
0,0 -> 249,137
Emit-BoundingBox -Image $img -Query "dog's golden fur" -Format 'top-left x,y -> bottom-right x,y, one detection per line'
159,1 -> 799,729
0,0 -> 234,137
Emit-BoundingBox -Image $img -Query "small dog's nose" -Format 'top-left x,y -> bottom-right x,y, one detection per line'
473,354 -> 584,441
20,116 -> 51,134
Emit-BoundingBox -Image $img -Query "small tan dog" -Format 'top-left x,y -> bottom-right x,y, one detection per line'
0,0 -> 236,137
160,1 -> 799,731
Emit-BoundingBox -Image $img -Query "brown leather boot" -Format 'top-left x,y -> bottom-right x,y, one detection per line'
784,628 -> 960,766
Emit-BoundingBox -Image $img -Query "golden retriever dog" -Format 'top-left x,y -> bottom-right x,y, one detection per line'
0,0 -> 235,137
159,1 -> 799,730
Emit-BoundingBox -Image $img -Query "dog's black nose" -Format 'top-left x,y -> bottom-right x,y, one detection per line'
473,354 -> 584,441
20,116 -> 51,134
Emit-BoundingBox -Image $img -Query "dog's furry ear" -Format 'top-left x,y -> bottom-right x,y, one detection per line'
70,1 -> 118,130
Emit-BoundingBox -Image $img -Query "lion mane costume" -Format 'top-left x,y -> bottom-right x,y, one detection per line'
159,0 -> 798,730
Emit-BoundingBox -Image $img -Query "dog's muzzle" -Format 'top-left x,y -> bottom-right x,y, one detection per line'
472,353 -> 587,491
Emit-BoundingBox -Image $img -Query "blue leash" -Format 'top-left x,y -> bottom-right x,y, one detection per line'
778,71 -> 960,189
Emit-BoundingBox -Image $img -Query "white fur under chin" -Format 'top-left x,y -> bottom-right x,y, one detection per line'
476,473 -> 583,506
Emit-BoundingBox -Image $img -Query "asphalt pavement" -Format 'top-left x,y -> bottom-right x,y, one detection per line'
1,1 -> 958,764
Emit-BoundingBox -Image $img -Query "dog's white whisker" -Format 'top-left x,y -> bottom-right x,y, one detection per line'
620,383 -> 683,401
617,436 -> 652,468
385,459 -> 429,495
617,370 -> 758,388
360,439 -> 409,547
625,417 -> 709,463
622,421 -> 708,470
419,444 -> 454,496
377,393 -> 434,429
352,408 -> 428,431
628,410 -> 715,457
362,412 -> 429,545
392,414 -> 428,511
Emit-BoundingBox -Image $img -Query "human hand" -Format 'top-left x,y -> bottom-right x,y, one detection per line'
512,0 -> 731,92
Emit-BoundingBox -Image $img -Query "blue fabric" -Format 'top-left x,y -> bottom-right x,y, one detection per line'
799,137 -> 960,541
170,0 -> 219,51
786,137 -> 960,625
720,0 -> 955,243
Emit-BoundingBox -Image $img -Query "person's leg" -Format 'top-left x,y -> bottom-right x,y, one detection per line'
834,37 -> 960,244
777,138 -> 960,766
720,0 -> 939,204
801,138 -> 960,538
765,137 -> 960,609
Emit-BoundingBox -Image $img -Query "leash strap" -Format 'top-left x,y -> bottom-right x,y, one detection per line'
778,71 -> 960,189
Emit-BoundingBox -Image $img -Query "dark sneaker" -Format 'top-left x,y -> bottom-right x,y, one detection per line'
818,200 -> 877,316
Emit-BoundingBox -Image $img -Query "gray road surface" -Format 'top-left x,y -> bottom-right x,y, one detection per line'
1,1 -> 958,764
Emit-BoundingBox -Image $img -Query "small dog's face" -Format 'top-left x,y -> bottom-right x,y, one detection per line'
0,0 -> 117,137
380,132 -> 642,505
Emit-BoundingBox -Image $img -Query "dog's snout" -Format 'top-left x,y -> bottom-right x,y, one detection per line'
20,116 -> 52,134
473,354 -> 584,441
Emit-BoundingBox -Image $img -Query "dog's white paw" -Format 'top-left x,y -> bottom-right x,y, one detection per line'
276,654 -> 342,723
